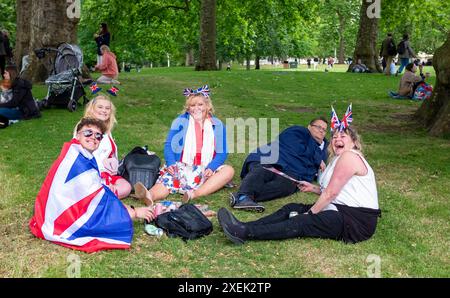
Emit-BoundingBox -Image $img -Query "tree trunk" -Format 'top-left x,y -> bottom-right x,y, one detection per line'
246,56 -> 250,70
185,48 -> 194,66
415,32 -> 450,138
347,0 -> 382,72
255,55 -> 260,70
195,0 -> 217,71
16,0 -> 79,82
337,10 -> 345,64
15,0 -> 31,69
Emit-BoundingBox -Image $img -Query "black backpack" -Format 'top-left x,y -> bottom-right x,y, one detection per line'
118,146 -> 161,192
155,204 -> 213,241
397,40 -> 406,55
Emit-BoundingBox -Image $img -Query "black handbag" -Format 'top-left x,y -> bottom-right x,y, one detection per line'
155,204 -> 213,241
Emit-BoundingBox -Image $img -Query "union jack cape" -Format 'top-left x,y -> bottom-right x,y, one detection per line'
29,139 -> 133,253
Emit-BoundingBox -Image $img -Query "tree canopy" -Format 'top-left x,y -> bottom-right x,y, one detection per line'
5,0 -> 449,67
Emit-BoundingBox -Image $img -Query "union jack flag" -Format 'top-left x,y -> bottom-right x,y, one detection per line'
29,139 -> 133,253
90,82 -> 102,94
330,105 -> 341,132
183,85 -> 210,97
340,103 -> 353,130
107,86 -> 119,96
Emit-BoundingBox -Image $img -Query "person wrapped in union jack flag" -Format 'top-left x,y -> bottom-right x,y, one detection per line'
218,104 -> 382,246
30,117 -> 154,253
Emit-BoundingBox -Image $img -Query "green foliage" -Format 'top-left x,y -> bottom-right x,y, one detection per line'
0,0 -> 16,44
380,0 -> 450,53
2,0 -> 448,64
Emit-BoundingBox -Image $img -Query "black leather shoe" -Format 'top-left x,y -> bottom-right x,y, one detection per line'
218,208 -> 246,245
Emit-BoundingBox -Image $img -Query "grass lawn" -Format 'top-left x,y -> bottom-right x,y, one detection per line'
0,64 -> 448,277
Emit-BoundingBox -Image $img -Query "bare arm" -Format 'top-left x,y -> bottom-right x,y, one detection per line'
309,151 -> 366,214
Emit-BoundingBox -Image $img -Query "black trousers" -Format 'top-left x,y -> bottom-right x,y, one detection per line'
246,203 -> 344,241
237,162 -> 298,202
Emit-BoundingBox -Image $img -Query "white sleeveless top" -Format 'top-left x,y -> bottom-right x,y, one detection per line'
319,150 -> 378,211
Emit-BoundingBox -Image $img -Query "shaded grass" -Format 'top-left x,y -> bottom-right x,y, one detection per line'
0,65 -> 448,277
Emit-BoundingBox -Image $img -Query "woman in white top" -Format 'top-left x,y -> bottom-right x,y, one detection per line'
217,125 -> 381,245
75,94 -> 132,199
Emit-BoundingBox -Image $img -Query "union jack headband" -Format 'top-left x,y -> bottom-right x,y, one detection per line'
330,103 -> 353,133
183,85 -> 210,98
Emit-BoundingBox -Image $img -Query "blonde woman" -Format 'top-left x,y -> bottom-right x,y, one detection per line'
94,45 -> 120,85
135,85 -> 234,205
75,94 -> 131,198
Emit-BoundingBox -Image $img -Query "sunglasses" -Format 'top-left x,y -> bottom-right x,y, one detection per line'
80,129 -> 103,141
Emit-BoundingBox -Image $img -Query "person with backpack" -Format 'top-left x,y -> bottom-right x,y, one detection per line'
389,62 -> 431,99
0,64 -> 40,126
396,33 -> 416,76
74,94 -> 132,199
379,33 -> 396,75
134,85 -> 234,205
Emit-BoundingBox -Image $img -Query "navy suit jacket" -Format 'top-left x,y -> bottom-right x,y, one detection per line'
240,126 -> 328,182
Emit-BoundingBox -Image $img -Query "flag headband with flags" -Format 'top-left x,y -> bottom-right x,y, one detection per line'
330,103 -> 352,132
183,85 -> 210,98
90,82 -> 102,95
29,139 -> 133,253
107,86 -> 119,96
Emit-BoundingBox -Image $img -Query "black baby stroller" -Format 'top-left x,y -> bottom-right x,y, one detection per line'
34,43 -> 89,111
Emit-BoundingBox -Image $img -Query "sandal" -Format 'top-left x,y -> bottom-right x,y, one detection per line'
182,190 -> 195,204
133,182 -> 154,206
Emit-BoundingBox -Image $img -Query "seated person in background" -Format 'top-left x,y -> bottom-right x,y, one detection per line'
0,77 -> 12,103
94,45 -> 120,85
390,63 -> 430,98
134,85 -> 234,205
30,117 -> 154,253
0,64 -> 40,123
351,59 -> 370,73
230,117 -> 329,212
218,108 -> 381,245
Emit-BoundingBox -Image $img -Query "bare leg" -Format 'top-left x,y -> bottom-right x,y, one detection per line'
115,178 -> 132,199
184,165 -> 234,202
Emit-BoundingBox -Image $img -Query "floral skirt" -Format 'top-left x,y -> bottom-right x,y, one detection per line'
156,162 -> 206,194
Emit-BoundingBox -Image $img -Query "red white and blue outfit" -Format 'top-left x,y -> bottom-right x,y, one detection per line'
157,112 -> 228,194
29,139 -> 133,253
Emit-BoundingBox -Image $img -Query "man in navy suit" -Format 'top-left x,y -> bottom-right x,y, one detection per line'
231,117 -> 329,212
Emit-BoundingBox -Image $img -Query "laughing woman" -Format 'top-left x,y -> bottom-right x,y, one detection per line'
217,107 -> 381,245
134,85 -> 234,204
